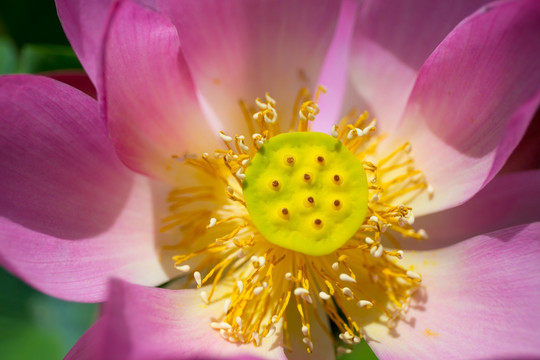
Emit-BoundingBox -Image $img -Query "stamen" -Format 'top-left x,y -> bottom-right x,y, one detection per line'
165,88 -> 430,352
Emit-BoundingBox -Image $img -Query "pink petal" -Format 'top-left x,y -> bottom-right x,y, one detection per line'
367,223 -> 540,359
350,0 -> 492,133
312,0 -> 359,133
55,0 -> 156,85
0,75 -> 172,302
157,0 -> 341,135
412,170 -> 540,249
397,0 -> 540,215
67,280 -> 287,360
103,1 -> 221,182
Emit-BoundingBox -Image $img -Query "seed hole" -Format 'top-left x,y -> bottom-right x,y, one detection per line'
316,156 -> 325,164
304,196 -> 315,207
282,208 -> 289,215
285,156 -> 295,166
270,180 -> 280,190
333,174 -> 342,184
333,199 -> 341,209
303,173 -> 312,182
313,218 -> 323,229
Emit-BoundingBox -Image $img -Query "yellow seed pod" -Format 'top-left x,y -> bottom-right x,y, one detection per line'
243,132 -> 368,256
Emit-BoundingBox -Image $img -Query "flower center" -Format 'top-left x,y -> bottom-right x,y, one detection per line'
164,87 -> 432,354
243,132 -> 368,256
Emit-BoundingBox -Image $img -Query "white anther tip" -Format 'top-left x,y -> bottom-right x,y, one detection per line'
339,273 -> 356,283
319,291 -> 331,300
219,132 -> 233,142
369,216 -> 379,223
194,271 -> 202,287
224,298 -> 232,314
342,287 -> 353,298
293,287 -> 310,296
253,286 -> 264,296
208,217 -> 217,228
406,270 -> 422,281
285,272 -> 292,280
331,262 -> 339,271
175,264 -> 191,272
357,300 -> 373,308
365,237 -> 374,244
302,325 -> 309,336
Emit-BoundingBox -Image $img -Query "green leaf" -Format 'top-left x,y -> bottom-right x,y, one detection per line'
18,44 -> 82,73
0,318 -> 65,360
0,268 -> 98,358
0,36 -> 18,74
338,340 -> 379,360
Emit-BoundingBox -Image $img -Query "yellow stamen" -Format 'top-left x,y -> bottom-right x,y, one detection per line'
164,87 -> 431,353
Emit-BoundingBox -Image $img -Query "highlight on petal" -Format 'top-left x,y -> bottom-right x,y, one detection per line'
0,75 -> 172,302
366,223 -> 540,359
66,280 -> 287,360
103,0 -> 221,183
157,0 -> 341,136
350,0 -> 492,133
412,170 -> 540,249
396,0 -> 540,215
55,0 -> 157,85
312,0 -> 359,133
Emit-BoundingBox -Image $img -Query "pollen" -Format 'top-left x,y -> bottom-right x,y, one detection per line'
164,86 -> 432,354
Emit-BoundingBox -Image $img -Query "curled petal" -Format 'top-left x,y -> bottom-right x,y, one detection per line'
67,280 -> 288,360
397,0 -> 540,215
366,223 -> 540,359
0,75 -> 172,302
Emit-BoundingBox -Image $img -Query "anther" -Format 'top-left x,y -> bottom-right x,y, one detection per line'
319,291 -> 331,300
285,272 -> 293,280
302,325 -> 309,336
303,173 -> 312,181
219,132 -> 233,142
175,264 -> 191,272
337,347 -> 352,354
253,286 -> 264,295
271,180 -> 280,189
407,270 -> 422,280
333,174 -> 341,183
237,280 -> 244,293
342,287 -> 354,298
224,298 -> 231,314
314,219 -> 322,227
333,199 -> 341,208
208,217 -> 217,228
339,273 -> 356,283
316,155 -> 325,164
294,287 -> 310,297
281,208 -> 289,216
194,271 -> 202,287
357,300 -> 373,308
307,196 -> 314,204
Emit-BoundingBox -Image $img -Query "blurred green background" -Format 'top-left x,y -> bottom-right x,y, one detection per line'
0,1 -> 377,359
0,1 -> 96,359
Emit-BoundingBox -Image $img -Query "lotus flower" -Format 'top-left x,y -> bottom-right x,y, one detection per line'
1,0 -> 540,359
